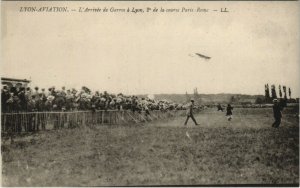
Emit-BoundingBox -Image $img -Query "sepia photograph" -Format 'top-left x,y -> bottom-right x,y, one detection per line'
1,1 -> 299,186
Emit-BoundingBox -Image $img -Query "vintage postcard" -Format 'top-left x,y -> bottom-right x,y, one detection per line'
1,0 -> 299,186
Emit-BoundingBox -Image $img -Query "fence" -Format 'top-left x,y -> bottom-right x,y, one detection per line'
1,110 -> 187,133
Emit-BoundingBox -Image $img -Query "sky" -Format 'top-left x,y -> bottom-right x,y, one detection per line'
2,1 -> 299,97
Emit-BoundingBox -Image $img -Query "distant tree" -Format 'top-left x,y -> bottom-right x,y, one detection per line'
271,85 -> 277,99
193,88 -> 201,105
281,86 -> 288,106
185,91 -> 190,103
289,87 -> 291,99
265,84 -> 271,102
255,96 -> 265,104
279,85 -> 282,98
283,86 -> 287,99
230,96 -> 235,103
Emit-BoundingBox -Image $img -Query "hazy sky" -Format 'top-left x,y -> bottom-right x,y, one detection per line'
2,1 -> 299,97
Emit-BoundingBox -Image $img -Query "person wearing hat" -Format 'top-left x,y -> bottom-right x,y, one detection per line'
65,90 -> 74,111
36,93 -> 47,130
27,95 -> 37,131
272,99 -> 283,128
18,87 -> 27,111
184,99 -> 199,126
1,85 -> 10,113
41,88 -> 46,98
33,86 -> 40,100
47,88 -> 52,97
61,86 -> 67,97
217,103 -> 224,112
226,104 -> 233,121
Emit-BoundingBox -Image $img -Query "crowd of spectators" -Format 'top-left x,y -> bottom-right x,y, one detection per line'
1,85 -> 186,113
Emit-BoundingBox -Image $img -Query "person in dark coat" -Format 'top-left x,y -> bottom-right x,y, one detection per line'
226,104 -> 233,121
217,104 -> 224,112
131,97 -> 138,113
53,92 -> 66,111
272,99 -> 283,128
1,86 -> 10,113
18,87 -> 27,111
184,99 -> 199,126
6,88 -> 21,113
36,93 -> 47,130
65,90 -> 74,111
27,95 -> 37,132
53,92 -> 66,129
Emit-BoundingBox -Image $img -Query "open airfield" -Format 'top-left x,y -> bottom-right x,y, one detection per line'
1,107 -> 299,186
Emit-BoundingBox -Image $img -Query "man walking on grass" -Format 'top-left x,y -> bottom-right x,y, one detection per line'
184,99 -> 199,126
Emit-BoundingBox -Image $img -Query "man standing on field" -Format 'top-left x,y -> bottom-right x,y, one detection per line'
184,99 -> 199,126
272,99 -> 283,128
226,104 -> 233,121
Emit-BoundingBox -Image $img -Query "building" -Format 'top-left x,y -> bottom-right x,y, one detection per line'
1,77 -> 31,88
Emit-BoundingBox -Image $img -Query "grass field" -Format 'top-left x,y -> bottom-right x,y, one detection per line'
1,107 -> 299,186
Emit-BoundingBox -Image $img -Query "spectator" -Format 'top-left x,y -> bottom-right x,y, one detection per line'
272,99 -> 283,128
226,104 -> 233,121
1,85 -> 184,113
217,104 -> 224,112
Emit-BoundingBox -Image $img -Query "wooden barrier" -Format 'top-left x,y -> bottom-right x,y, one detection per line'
1,110 -> 187,133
